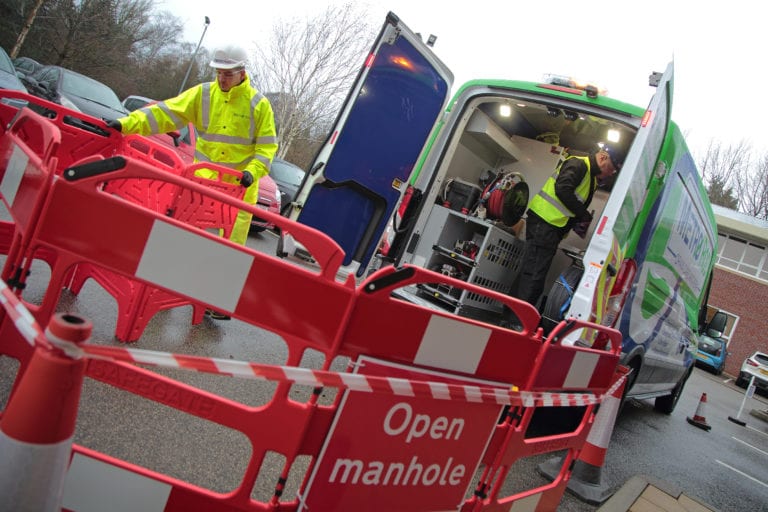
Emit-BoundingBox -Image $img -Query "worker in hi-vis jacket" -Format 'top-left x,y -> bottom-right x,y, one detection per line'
108,44 -> 278,248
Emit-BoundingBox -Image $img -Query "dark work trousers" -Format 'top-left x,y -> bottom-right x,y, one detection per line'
514,212 -> 569,309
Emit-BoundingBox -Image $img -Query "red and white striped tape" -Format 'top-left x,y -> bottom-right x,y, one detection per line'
0,280 -> 52,351
0,279 -> 624,408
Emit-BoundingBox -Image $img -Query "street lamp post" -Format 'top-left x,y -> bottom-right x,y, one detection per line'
179,16 -> 211,95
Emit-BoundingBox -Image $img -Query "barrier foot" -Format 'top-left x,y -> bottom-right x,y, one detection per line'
537,455 -> 616,506
727,416 -> 746,427
0,313 -> 92,512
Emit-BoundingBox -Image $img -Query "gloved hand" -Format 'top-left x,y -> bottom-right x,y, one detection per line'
106,119 -> 122,132
572,212 -> 593,239
240,170 -> 254,188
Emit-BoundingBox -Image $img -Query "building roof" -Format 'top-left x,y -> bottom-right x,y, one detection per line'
713,205 -> 768,244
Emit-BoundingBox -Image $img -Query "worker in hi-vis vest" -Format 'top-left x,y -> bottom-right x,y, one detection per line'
108,44 -> 278,248
504,145 -> 625,326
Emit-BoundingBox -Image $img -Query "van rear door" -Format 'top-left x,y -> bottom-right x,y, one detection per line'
568,62 -> 674,324
286,12 -> 453,277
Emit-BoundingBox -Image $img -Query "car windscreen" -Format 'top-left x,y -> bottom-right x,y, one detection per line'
698,336 -> 723,356
271,161 -> 305,186
61,71 -> 123,110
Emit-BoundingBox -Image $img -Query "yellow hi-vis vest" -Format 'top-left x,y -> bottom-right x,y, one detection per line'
528,156 -> 593,227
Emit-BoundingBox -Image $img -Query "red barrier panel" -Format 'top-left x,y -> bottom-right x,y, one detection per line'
64,135 -> 247,341
0,90 -> 625,510
7,149 -> 352,356
0,95 -> 247,341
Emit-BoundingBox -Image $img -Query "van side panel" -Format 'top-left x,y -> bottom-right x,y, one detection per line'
620,126 -> 717,393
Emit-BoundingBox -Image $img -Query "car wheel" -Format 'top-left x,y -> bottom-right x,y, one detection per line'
735,373 -> 747,388
654,367 -> 691,414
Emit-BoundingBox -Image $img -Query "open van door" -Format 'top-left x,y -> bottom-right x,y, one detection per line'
284,12 -> 453,277
567,62 -> 674,323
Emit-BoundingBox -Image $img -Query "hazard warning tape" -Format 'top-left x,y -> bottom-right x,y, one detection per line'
0,279 -> 625,408
0,280 -> 53,351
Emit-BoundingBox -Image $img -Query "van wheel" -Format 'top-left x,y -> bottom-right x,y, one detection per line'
654,367 -> 691,414
541,265 -> 583,333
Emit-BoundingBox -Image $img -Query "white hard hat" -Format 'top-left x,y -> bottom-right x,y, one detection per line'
209,45 -> 248,70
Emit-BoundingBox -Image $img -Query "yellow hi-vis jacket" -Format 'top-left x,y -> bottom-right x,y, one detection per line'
527,156 -> 593,228
117,73 -> 278,245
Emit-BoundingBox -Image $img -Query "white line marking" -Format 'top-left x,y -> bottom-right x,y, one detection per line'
715,460 -> 768,489
732,436 -> 768,457
747,424 -> 768,438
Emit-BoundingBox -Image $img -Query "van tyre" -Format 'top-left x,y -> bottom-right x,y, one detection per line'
654,367 -> 691,414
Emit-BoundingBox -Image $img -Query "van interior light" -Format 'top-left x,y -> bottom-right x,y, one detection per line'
606,129 -> 621,143
547,107 -> 561,118
499,104 -> 512,117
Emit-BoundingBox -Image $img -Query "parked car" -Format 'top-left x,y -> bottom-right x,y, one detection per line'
0,47 -> 27,92
20,64 -> 128,120
122,94 -> 153,112
270,157 -> 305,213
11,56 -> 43,79
736,350 -> 768,390
694,334 -> 728,375
145,122 -> 280,233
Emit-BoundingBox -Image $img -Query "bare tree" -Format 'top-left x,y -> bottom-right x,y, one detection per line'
736,153 -> 768,220
697,139 -> 750,188
249,3 -> 376,165
9,0 -> 47,58
697,139 -> 768,220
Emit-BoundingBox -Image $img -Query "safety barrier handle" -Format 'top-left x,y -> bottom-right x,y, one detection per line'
359,264 -> 541,333
62,156 -> 127,180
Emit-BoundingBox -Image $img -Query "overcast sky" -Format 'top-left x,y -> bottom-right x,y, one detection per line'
159,0 -> 764,156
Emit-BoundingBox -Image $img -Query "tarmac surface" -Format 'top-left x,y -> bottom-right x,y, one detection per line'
597,405 -> 768,512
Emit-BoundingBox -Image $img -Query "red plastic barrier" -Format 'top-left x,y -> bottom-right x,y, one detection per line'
0,265 -> 623,512
65,135 -> 247,341
0,90 -> 625,510
7,148 -> 351,354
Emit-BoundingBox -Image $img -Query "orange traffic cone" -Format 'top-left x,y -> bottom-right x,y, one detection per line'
538,366 -> 629,505
687,392 -> 712,431
0,312 -> 92,511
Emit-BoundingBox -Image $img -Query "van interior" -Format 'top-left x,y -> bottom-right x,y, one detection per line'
396,88 -> 641,325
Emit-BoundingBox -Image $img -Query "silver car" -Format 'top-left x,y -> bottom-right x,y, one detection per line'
736,350 -> 768,390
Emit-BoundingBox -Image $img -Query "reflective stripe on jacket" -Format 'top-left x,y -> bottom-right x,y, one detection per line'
528,156 -> 593,227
